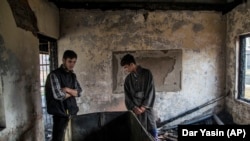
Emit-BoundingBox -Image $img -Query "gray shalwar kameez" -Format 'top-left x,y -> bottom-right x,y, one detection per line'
124,65 -> 157,132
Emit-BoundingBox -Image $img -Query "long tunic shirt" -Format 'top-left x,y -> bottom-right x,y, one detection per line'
124,65 -> 157,131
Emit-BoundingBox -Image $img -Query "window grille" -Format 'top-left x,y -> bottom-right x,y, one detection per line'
238,34 -> 250,102
38,34 -> 58,141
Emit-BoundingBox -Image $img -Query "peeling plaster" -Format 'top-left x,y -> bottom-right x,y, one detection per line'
7,0 -> 39,35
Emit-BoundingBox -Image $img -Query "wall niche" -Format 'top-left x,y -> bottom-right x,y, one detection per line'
112,50 -> 182,93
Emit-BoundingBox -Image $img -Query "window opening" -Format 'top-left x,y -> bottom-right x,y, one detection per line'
238,34 -> 250,102
38,34 -> 58,141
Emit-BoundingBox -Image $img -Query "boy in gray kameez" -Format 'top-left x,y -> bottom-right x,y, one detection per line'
120,54 -> 158,141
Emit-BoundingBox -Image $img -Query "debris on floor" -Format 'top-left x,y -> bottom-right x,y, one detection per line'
157,109 -> 235,141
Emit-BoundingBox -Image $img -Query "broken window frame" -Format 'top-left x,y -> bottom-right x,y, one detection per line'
237,33 -> 250,103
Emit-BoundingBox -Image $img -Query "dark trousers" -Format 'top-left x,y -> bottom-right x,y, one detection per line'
136,110 -> 158,141
52,116 -> 69,141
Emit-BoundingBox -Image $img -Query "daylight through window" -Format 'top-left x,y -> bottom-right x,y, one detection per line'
238,34 -> 250,102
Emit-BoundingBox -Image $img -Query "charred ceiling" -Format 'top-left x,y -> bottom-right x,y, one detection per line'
49,0 -> 245,14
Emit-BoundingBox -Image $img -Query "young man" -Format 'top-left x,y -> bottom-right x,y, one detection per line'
45,50 -> 82,141
120,54 -> 158,141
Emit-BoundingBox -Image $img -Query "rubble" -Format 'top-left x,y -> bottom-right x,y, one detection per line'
157,110 -> 235,141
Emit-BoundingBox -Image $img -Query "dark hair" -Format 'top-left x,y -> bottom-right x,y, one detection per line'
63,50 -> 77,59
120,54 -> 136,66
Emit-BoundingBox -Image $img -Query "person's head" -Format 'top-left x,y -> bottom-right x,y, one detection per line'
62,50 -> 77,71
120,54 -> 137,73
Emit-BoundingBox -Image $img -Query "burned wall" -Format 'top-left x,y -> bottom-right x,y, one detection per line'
225,4 -> 250,124
112,50 -> 182,93
59,9 -> 226,125
7,0 -> 39,35
28,0 -> 60,39
0,0 -> 59,140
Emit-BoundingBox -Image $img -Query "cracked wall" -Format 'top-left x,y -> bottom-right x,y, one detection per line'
59,9 -> 226,124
